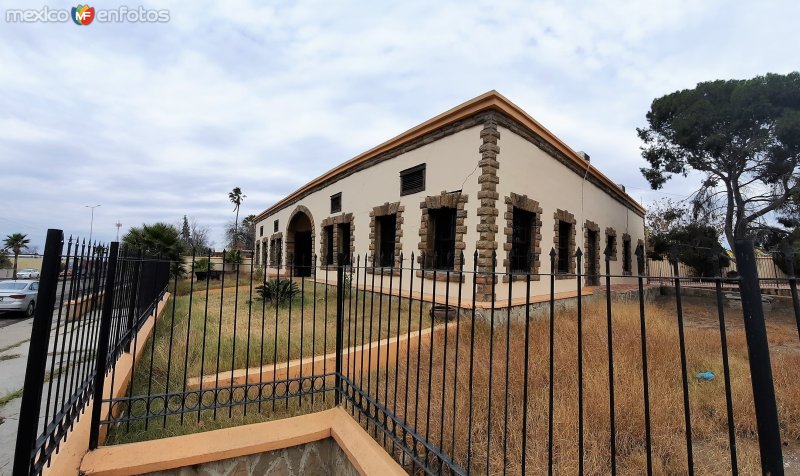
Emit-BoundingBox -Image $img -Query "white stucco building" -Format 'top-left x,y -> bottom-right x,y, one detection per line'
254,91 -> 645,303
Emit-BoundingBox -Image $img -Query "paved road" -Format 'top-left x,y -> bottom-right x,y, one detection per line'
0,316 -> 33,474
0,276 -> 93,325
0,314 -> 26,328
0,301 -> 101,474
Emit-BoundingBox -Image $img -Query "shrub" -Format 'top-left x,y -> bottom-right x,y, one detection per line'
194,258 -> 214,272
170,262 -> 186,279
224,250 -> 242,264
256,279 -> 300,306
771,242 -> 800,276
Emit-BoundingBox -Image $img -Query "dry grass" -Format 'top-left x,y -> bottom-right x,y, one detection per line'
106,278 -> 432,444
352,294 -> 800,475
106,283 -> 800,475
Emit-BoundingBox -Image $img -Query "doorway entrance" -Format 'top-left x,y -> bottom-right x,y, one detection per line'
287,208 -> 314,277
294,231 -> 312,277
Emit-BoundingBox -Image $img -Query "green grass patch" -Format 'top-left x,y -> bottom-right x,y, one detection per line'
106,281 -> 433,444
0,388 -> 24,408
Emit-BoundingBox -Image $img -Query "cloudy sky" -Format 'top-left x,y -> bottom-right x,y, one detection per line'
1,0 -> 797,250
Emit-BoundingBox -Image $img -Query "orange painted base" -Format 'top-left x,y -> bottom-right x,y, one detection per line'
80,407 -> 405,476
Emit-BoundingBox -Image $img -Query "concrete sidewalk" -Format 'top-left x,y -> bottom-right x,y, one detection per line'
0,317 -> 33,475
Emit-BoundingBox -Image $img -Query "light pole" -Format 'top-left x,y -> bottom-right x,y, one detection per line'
85,204 -> 101,243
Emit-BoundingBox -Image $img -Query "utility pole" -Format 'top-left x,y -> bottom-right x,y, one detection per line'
85,204 -> 101,243
115,220 -> 122,241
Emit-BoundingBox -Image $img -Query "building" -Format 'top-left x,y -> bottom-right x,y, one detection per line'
254,91 -> 645,303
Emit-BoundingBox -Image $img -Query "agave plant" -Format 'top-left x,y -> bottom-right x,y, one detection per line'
256,279 -> 300,306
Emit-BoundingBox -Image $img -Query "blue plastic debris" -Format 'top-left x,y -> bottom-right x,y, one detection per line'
695,371 -> 715,381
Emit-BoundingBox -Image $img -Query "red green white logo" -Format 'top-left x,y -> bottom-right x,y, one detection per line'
71,5 -> 94,25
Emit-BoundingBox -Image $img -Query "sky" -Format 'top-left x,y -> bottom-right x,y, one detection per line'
1,0 -> 798,251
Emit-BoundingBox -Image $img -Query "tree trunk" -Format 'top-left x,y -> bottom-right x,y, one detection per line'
13,253 -> 18,278
233,208 -> 240,250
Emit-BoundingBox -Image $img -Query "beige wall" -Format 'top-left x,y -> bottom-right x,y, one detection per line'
2,255 -> 43,270
496,126 -> 645,298
256,122 -> 644,300
257,125 -> 483,301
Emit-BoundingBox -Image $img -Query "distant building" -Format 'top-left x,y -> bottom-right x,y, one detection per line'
254,91 -> 645,302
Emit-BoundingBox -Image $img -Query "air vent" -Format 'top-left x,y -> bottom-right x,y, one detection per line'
400,164 -> 425,196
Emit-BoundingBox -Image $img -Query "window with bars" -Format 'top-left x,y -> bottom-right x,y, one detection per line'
338,222 -> 351,265
376,214 -> 397,267
430,207 -> 457,270
510,207 -> 534,272
400,164 -> 425,196
557,220 -> 572,274
330,193 -> 341,214
324,225 -> 334,265
606,233 -> 616,257
623,236 -> 632,274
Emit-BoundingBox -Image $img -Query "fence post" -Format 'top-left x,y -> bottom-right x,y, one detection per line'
781,242 -> 799,340
125,250 -> 142,352
89,242 -> 119,450
13,229 -> 63,476
334,262 -> 345,405
734,239 -> 784,475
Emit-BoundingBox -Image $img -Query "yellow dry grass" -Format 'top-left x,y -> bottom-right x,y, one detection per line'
352,295 -> 799,475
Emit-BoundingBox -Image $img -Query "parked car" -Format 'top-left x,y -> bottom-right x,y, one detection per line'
0,280 -> 39,317
16,268 -> 41,279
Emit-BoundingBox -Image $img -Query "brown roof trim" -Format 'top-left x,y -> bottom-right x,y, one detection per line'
256,90 -> 646,220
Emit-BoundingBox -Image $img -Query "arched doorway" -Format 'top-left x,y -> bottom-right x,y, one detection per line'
286,207 -> 314,277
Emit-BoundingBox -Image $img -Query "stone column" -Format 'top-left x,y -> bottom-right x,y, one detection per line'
476,117 -> 500,301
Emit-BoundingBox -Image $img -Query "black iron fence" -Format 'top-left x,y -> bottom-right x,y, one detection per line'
12,230 -> 169,476
13,230 -> 800,475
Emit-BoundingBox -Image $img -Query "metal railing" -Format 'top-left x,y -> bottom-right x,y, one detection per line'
13,231 -> 799,475
12,230 -> 169,476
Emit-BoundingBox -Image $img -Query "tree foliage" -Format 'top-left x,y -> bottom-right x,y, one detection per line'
639,72 -> 800,249
755,192 -> 800,274
228,187 -> 246,249
122,223 -> 185,261
178,215 -> 212,254
223,249 -> 243,264
180,215 -> 191,247
0,249 -> 11,269
646,202 -> 729,276
226,214 -> 256,250
3,233 -> 30,277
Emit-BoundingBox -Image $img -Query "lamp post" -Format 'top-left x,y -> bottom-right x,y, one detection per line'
85,204 -> 101,243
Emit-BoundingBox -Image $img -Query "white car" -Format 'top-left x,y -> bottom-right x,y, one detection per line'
0,280 -> 39,317
16,268 -> 41,279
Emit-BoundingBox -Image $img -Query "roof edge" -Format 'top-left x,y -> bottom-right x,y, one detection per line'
256,91 -> 645,220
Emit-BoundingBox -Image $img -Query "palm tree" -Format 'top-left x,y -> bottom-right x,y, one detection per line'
122,223 -> 187,278
3,233 -> 30,278
228,187 -> 246,250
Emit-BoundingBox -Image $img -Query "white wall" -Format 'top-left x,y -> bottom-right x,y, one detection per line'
257,125 -> 483,276
256,122 -> 645,301
496,126 -> 645,298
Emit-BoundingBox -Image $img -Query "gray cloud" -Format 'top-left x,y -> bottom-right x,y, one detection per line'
0,0 -> 797,249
